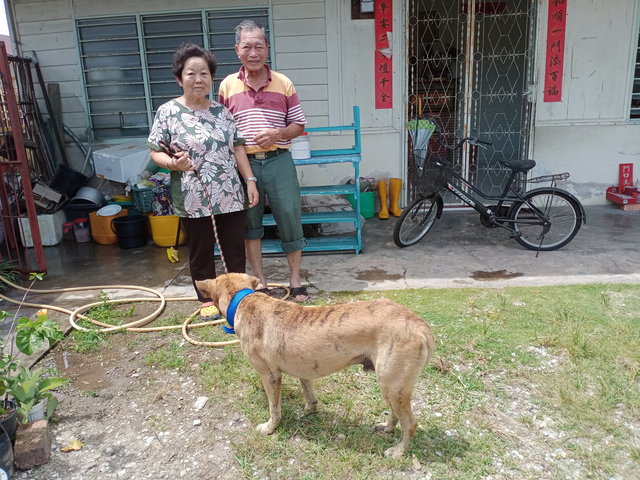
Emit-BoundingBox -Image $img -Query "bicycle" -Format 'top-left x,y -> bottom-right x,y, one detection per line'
393,117 -> 586,252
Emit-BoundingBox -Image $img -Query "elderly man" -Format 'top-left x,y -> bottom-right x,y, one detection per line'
218,20 -> 309,301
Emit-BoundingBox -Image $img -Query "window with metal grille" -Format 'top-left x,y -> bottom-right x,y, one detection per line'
632,23 -> 640,119
76,9 -> 269,140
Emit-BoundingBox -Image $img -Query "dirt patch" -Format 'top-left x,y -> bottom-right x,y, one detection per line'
13,304 -> 245,480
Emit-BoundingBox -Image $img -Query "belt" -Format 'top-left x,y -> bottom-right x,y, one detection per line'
248,149 -> 283,160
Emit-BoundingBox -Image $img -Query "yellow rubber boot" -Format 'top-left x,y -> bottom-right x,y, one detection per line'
377,179 -> 389,219
389,178 -> 403,217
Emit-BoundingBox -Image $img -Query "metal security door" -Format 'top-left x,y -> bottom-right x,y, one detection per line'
406,0 -> 537,201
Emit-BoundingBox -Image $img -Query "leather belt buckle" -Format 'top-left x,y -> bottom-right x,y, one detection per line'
253,152 -> 266,160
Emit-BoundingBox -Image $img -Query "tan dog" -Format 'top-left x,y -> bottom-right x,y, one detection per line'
196,273 -> 435,458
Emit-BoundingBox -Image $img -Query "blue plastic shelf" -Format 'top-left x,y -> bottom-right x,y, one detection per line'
261,106 -> 363,255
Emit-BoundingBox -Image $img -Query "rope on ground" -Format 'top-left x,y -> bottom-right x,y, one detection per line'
1,275 -> 232,347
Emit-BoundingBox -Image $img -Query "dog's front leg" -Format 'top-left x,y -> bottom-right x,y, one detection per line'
256,370 -> 282,435
300,379 -> 318,412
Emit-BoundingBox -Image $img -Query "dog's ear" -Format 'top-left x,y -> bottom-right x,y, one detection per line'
195,279 -> 213,301
249,275 -> 260,290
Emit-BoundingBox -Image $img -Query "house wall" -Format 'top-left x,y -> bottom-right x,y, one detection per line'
9,0 -> 405,187
14,0 -> 636,205
532,0 -> 640,205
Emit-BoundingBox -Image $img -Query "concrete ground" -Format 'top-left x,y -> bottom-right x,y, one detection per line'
7,204 -> 637,308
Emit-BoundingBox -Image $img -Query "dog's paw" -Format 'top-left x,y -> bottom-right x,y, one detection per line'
383,445 -> 406,459
256,421 -> 276,435
303,401 -> 318,413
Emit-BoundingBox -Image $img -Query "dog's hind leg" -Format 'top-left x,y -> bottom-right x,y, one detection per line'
378,384 -> 417,458
300,379 -> 318,412
255,368 -> 283,435
386,394 -> 417,458
375,361 -> 423,458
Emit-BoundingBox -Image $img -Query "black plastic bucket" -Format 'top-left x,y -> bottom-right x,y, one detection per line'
0,423 -> 14,478
0,399 -> 17,442
49,164 -> 90,197
111,215 -> 148,249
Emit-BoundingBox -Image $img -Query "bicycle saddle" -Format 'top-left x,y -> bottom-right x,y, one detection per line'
498,159 -> 536,173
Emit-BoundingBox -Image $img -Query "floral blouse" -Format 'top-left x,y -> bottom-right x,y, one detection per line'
146,99 -> 246,217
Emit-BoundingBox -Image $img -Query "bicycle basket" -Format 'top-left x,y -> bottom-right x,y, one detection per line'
412,153 -> 453,196
407,116 -> 449,196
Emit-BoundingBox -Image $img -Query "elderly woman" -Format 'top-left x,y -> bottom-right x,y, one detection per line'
147,43 -> 258,312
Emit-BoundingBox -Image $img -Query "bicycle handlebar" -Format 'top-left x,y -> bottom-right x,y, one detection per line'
445,136 -> 493,151
426,115 -> 492,151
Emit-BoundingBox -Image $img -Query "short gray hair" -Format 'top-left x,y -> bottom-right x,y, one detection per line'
234,20 -> 268,45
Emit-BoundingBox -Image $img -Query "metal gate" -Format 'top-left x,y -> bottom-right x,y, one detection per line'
1,43 -> 47,273
406,0 -> 537,202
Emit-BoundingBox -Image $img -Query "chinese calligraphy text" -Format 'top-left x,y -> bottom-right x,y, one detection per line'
543,0 -> 567,102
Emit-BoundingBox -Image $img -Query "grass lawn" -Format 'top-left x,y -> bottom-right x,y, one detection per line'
76,283 -> 640,479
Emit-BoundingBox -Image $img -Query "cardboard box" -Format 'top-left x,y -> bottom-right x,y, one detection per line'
18,211 -> 66,247
32,182 -> 64,210
93,143 -> 152,183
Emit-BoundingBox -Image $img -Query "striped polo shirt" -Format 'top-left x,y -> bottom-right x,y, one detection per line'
218,66 -> 306,154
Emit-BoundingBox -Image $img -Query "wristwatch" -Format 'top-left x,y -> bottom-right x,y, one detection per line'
246,177 -> 258,182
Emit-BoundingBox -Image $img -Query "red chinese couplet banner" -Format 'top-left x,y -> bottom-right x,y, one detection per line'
544,0 -> 567,102
619,163 -> 634,190
375,0 -> 392,109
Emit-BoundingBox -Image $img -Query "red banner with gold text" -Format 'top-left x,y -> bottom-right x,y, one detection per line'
375,0 -> 393,109
543,0 -> 567,102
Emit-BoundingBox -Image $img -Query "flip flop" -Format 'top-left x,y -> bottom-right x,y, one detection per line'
255,287 -> 270,295
289,286 -> 309,302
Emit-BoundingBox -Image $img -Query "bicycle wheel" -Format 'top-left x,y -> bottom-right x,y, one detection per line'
509,189 -> 582,251
393,195 -> 439,247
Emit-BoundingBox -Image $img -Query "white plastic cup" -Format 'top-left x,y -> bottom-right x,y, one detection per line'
291,133 -> 311,159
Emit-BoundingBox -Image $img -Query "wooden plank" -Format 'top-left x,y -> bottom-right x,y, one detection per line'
275,35 -> 326,53
296,100 -> 328,118
22,49 -> 77,68
47,83 -> 65,144
21,31 -> 75,52
273,2 -> 325,19
273,18 -> 325,36
304,114 -> 330,128
14,0 -> 70,23
276,52 -> 327,70
19,19 -> 72,36
282,68 -> 328,85
39,66 -> 81,83
294,85 -> 328,101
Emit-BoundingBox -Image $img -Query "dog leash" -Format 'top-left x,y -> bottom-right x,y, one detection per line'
222,288 -> 255,334
159,140 -> 229,274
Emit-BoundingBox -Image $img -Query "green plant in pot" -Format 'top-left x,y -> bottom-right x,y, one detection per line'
7,365 -> 66,422
0,352 -> 18,441
0,272 -> 67,424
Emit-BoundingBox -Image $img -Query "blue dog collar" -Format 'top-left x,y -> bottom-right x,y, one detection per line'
223,288 -> 254,334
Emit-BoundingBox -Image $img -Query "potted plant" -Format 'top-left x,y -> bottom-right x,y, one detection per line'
7,365 -> 67,423
0,272 -> 66,425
